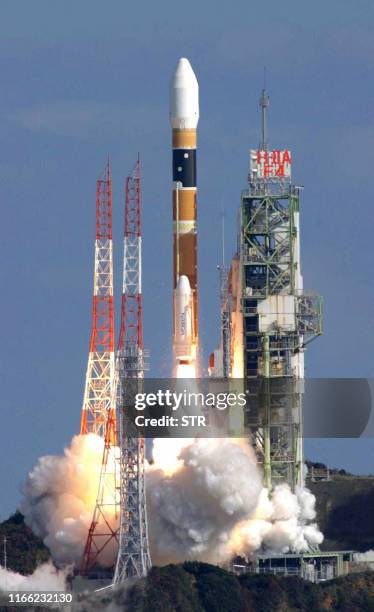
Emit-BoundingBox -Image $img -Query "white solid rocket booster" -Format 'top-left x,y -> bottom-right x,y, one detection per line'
173,274 -> 195,364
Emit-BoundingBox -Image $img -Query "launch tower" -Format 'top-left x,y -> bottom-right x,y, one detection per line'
223,91 -> 322,491
113,158 -> 152,581
80,161 -> 115,440
80,162 -> 119,575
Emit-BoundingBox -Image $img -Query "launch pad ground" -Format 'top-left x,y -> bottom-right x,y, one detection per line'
233,550 -> 354,583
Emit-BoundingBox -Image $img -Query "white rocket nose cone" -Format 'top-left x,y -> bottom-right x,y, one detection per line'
176,274 -> 191,293
170,57 -> 199,129
173,58 -> 197,89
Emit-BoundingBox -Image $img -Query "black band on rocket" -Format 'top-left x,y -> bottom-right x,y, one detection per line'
173,149 -> 196,187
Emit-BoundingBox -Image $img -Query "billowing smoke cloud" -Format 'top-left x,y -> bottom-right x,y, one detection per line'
20,434 -> 118,567
20,432 -> 323,572
147,437 -> 323,564
147,438 -> 262,564
0,562 -> 68,591
230,484 -> 323,558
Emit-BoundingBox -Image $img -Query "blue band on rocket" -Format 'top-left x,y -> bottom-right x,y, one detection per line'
173,149 -> 196,187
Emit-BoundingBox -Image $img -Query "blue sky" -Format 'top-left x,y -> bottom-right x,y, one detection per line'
1,0 -> 374,518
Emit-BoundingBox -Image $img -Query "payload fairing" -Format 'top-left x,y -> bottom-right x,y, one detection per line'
170,58 -> 199,367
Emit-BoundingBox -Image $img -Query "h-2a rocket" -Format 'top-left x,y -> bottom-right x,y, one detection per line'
170,57 -> 199,368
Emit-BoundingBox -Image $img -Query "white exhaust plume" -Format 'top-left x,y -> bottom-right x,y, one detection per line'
20,423 -> 322,570
230,484 -> 323,557
354,550 -> 374,569
147,438 -> 262,564
20,434 -> 118,567
147,437 -> 323,564
0,562 -> 68,591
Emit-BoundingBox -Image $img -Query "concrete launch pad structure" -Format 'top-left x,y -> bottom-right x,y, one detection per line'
233,550 -> 354,583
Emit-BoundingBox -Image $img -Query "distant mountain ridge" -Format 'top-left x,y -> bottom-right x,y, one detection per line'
309,477 -> 374,551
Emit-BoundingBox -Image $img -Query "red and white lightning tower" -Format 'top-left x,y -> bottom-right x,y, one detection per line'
114,157 -> 152,581
80,161 -> 119,575
80,160 -> 116,440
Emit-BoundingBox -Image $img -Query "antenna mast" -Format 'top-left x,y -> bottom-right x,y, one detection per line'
259,70 -> 270,150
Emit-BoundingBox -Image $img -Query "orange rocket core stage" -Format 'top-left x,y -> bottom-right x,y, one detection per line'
172,127 -> 198,346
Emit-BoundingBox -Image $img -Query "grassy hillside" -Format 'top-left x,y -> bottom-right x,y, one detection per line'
309,478 -> 374,551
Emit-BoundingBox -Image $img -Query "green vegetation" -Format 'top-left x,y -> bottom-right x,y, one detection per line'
0,511 -> 50,575
141,564 -> 203,612
111,563 -> 374,612
183,561 -> 243,612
